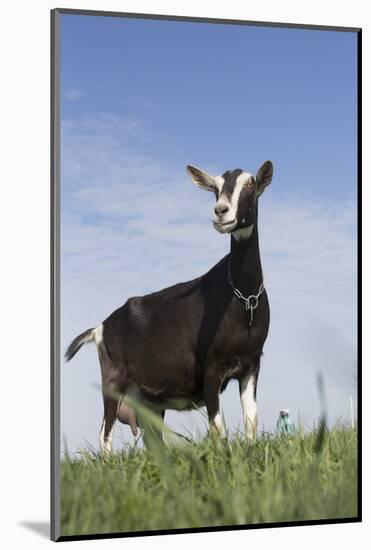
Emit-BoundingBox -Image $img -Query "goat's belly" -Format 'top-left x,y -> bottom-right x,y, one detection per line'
161,397 -> 205,411
138,384 -> 205,411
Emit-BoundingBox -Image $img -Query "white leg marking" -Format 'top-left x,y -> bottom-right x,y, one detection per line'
240,374 -> 257,439
99,419 -> 106,453
99,418 -> 114,455
210,411 -> 226,438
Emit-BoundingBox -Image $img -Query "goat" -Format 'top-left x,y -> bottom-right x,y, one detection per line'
65,160 -> 273,453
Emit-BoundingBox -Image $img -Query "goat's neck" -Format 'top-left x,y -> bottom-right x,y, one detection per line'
229,225 -> 263,296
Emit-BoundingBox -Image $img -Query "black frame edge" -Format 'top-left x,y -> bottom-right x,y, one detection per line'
356,28 -> 362,523
56,517 -> 361,543
51,7 -> 61,543
53,7 -> 360,33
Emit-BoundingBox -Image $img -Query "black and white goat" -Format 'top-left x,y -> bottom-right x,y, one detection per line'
65,161 -> 273,453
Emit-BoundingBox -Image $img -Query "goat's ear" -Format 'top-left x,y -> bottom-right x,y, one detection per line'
255,160 -> 273,196
186,164 -> 217,192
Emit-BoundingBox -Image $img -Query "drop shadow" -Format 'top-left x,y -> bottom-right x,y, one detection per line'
19,521 -> 50,539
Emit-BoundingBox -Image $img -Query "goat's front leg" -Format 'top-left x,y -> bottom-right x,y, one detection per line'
239,363 -> 260,440
204,370 -> 226,438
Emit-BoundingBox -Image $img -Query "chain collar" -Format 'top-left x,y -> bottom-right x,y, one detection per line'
227,262 -> 264,326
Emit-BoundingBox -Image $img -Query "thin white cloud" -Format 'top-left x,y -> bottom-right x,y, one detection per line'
64,89 -> 83,102
60,114 -> 357,453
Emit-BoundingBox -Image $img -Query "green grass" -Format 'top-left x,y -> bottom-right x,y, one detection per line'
61,426 -> 358,537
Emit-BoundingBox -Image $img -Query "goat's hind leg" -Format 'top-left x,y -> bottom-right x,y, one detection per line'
97,337 -> 122,456
101,384 -> 138,453
204,370 -> 226,439
99,394 -> 118,455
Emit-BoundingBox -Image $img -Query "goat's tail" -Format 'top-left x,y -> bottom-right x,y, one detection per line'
65,328 -> 95,362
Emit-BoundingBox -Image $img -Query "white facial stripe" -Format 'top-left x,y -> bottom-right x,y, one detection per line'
228,180 -> 244,215
231,172 -> 253,212
214,176 -> 225,194
240,374 -> 257,439
235,171 -> 253,188
212,171 -> 254,234
215,171 -> 253,219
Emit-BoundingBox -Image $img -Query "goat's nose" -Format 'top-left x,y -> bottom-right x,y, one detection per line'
214,203 -> 229,216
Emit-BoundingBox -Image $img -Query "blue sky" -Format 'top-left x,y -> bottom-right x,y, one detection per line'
60,13 -> 358,453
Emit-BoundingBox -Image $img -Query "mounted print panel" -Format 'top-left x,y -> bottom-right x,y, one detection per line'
51,8 -> 361,542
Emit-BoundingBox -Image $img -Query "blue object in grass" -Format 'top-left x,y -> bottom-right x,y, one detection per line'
276,409 -> 296,436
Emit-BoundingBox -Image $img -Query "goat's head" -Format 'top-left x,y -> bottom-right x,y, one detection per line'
186,161 -> 273,237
